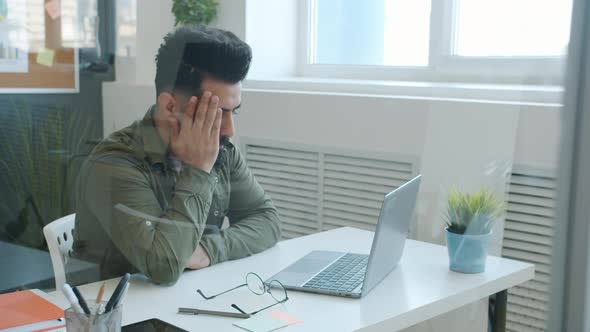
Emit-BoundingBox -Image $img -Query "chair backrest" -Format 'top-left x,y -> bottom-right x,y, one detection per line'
43,213 -> 76,291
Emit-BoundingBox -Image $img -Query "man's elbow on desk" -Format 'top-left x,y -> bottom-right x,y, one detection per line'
143,257 -> 187,285
142,245 -> 210,285
146,269 -> 182,286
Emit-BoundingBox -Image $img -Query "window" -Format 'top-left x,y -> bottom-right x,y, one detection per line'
305,0 -> 573,83
61,0 -> 98,49
313,0 -> 431,67
453,0 -> 570,57
116,0 -> 137,57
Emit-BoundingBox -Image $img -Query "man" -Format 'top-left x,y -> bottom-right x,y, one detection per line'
72,26 -> 281,284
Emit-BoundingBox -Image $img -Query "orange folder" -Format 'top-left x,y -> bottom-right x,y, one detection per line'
0,290 -> 64,329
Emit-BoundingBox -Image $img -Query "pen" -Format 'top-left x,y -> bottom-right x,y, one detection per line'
72,286 -> 91,315
105,273 -> 130,313
178,307 -> 251,319
62,284 -> 84,314
113,282 -> 130,309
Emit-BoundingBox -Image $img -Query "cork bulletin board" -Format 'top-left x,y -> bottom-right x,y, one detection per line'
0,0 -> 78,93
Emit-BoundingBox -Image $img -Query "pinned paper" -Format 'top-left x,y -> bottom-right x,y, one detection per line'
233,311 -> 301,332
45,0 -> 61,20
36,48 -> 55,67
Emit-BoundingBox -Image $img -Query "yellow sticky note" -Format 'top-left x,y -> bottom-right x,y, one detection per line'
37,48 -> 55,67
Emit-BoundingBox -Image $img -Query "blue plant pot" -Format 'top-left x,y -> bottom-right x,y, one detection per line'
445,227 -> 492,273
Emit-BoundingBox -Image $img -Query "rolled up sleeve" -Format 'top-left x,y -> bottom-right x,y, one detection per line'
83,157 -> 216,284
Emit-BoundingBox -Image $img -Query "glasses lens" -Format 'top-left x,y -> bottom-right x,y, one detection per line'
268,280 -> 287,302
246,273 -> 265,295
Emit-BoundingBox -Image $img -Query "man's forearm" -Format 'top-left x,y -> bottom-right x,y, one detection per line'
137,167 -> 216,282
94,164 -> 217,284
200,205 -> 281,264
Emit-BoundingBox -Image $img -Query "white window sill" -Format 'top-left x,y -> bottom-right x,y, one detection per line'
243,77 -> 564,106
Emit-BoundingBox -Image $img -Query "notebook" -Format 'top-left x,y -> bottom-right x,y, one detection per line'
0,290 -> 64,330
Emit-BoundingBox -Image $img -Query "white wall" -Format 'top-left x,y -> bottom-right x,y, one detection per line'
514,107 -> 562,168
237,91 -> 562,250
210,0 -> 246,40
135,1 -> 174,85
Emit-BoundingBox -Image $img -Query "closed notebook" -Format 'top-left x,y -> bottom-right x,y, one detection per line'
0,290 -> 63,329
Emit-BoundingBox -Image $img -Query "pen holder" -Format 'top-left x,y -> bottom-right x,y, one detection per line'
65,301 -> 122,332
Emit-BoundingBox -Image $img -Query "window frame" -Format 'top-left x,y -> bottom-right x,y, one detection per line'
299,0 -> 568,85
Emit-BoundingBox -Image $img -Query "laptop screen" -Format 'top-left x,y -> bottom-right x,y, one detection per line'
361,175 -> 421,296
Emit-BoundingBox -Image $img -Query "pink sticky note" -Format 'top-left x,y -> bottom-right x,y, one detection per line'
269,311 -> 301,325
45,0 -> 61,20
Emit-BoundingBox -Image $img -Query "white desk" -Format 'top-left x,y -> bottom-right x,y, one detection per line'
46,227 -> 534,331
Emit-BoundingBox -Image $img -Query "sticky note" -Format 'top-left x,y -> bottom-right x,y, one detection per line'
45,0 -> 61,20
270,311 -> 301,325
36,48 -> 55,67
233,311 -> 300,332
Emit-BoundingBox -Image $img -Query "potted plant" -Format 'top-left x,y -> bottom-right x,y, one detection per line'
444,187 -> 505,273
172,0 -> 219,27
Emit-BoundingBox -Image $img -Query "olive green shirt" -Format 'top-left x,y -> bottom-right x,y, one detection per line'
72,107 -> 281,284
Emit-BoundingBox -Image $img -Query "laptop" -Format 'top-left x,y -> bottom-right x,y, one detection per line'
267,175 -> 421,298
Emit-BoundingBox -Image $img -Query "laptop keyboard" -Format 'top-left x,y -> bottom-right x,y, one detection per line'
302,253 -> 369,293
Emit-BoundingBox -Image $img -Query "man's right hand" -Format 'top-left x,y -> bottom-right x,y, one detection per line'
169,91 -> 222,174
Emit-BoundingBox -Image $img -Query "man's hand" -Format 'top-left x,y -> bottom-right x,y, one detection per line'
169,91 -> 222,174
186,244 -> 211,269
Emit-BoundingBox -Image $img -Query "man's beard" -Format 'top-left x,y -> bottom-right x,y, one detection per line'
219,136 -> 230,148
215,136 -> 230,166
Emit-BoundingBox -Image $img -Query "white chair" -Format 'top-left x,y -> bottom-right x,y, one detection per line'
43,213 -> 76,291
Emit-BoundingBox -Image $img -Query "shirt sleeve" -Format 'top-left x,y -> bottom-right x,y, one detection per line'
199,145 -> 281,264
80,155 -> 217,284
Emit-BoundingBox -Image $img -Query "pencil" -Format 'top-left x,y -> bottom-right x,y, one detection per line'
96,283 -> 106,304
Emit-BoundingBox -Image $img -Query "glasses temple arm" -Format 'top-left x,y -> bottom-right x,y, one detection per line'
197,283 -> 247,300
232,299 -> 286,316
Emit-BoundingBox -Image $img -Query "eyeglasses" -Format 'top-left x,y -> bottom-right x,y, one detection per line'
197,272 -> 289,315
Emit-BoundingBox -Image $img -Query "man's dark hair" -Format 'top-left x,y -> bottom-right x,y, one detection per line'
155,26 -> 252,97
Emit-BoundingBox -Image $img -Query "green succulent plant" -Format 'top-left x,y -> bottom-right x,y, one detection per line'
172,0 -> 219,26
444,187 -> 505,235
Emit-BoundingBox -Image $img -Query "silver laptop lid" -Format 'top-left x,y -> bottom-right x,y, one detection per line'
360,175 -> 421,296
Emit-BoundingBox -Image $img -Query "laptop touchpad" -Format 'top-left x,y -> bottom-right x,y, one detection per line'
268,251 -> 345,286
284,258 -> 330,273
284,251 -> 344,274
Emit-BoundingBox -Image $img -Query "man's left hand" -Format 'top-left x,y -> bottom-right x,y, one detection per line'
186,244 -> 211,269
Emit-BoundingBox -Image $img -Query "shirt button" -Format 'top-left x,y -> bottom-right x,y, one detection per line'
214,210 -> 219,216
215,177 -> 219,183
145,221 -> 152,226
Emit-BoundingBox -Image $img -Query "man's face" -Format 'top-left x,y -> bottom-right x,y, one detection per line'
199,78 -> 242,148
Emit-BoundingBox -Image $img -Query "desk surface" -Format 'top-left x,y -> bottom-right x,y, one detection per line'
46,227 -> 534,332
